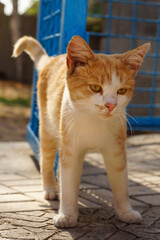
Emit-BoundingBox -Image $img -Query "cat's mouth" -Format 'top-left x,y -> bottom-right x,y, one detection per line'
99,111 -> 113,119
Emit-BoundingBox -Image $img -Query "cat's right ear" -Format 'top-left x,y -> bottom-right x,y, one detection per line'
67,36 -> 94,73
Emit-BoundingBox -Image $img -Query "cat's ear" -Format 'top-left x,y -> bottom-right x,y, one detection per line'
67,36 -> 94,73
121,43 -> 150,76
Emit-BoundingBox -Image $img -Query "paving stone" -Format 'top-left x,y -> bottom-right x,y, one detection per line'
17,210 -> 45,217
90,189 -> 114,206
153,171 -> 160,177
108,231 -> 138,240
0,193 -> 32,202
141,207 -> 160,227
34,230 -> 58,240
0,212 -> 48,222
25,192 -> 59,209
3,218 -> 48,228
0,185 -> 17,194
0,137 -> 160,240
142,175 -> 160,184
2,178 -> 42,186
80,182 -> 101,190
0,201 -> 51,212
129,185 -> 158,196
124,224 -> 160,240
82,159 -> 106,175
78,197 -> 102,209
77,223 -> 117,240
128,180 -> 138,186
110,217 -> 127,229
0,142 -> 40,178
135,194 -> 160,206
0,227 -> 36,239
80,188 -> 113,207
52,223 -> 98,240
11,184 -> 43,193
0,222 -> 16,230
0,173 -> 27,181
42,211 -> 54,219
127,134 -> 160,146
82,174 -> 111,189
52,232 -> 74,240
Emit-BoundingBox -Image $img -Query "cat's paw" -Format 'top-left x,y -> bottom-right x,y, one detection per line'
118,210 -> 142,224
54,214 -> 77,228
43,188 -> 57,200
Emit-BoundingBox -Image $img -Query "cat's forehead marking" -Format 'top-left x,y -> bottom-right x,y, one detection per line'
111,71 -> 120,85
103,71 -> 121,92
97,55 -> 122,85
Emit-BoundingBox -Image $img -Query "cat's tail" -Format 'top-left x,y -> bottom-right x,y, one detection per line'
12,36 -> 50,72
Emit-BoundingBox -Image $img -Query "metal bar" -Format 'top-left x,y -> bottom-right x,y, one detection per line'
134,87 -> 160,92
128,116 -> 160,129
42,33 -> 61,41
149,6 -> 160,117
59,0 -> 88,54
128,104 -> 160,108
88,13 -> 159,24
43,9 -> 61,21
106,0 -> 112,53
131,0 -> 138,49
92,49 -> 160,59
88,32 -> 159,41
102,0 -> 160,7
138,71 -> 160,76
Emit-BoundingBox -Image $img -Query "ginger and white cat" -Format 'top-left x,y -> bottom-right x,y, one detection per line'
13,36 -> 150,228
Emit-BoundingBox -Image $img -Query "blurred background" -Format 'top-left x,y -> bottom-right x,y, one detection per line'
0,0 -> 160,143
0,0 -> 38,141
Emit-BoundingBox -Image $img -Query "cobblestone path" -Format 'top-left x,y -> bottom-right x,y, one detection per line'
0,134 -> 160,239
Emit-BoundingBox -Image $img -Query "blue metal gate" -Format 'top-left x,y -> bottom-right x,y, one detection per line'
27,0 -> 160,160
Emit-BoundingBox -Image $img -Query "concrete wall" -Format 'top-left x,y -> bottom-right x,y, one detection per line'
0,14 -> 37,84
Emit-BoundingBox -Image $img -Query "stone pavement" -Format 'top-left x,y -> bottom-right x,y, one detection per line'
0,134 -> 160,240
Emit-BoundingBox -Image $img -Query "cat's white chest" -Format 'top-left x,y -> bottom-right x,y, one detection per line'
64,111 -> 115,151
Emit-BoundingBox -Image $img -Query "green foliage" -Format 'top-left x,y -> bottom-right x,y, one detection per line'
0,96 -> 31,107
87,1 -> 104,32
88,1 -> 103,14
26,0 -> 39,15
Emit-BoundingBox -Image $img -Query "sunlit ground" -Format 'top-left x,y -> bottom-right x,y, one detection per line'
0,79 -> 31,141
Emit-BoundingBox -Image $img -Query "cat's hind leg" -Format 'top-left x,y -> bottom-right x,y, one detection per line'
40,127 -> 58,200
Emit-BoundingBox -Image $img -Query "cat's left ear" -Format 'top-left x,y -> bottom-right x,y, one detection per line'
121,43 -> 150,76
67,36 -> 94,73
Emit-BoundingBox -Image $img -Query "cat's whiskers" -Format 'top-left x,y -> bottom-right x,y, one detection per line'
125,112 -> 138,124
118,114 -> 126,130
119,112 -> 134,135
63,111 -> 82,137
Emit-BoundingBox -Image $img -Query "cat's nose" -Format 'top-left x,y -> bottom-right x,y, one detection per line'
105,103 -> 117,112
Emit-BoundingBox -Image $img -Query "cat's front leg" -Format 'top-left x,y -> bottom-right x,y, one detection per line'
102,147 -> 142,224
54,142 -> 84,228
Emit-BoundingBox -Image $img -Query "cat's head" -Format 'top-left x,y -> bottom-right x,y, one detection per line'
66,36 -> 150,119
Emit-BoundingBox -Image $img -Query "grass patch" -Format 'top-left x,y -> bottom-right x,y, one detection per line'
0,96 -> 31,107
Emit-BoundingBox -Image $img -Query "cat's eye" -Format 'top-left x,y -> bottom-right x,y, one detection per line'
90,85 -> 102,93
117,88 -> 127,95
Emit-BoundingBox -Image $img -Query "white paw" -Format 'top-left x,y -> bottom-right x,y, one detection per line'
118,210 -> 142,223
54,214 -> 77,228
43,188 -> 57,200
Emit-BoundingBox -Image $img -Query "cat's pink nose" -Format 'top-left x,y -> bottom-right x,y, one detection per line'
105,103 -> 117,112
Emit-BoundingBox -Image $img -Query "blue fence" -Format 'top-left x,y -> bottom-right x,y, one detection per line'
27,0 -> 160,160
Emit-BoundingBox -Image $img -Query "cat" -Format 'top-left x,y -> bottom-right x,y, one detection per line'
12,35 -> 150,228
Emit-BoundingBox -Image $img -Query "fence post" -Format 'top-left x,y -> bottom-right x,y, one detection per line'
59,0 -> 88,54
